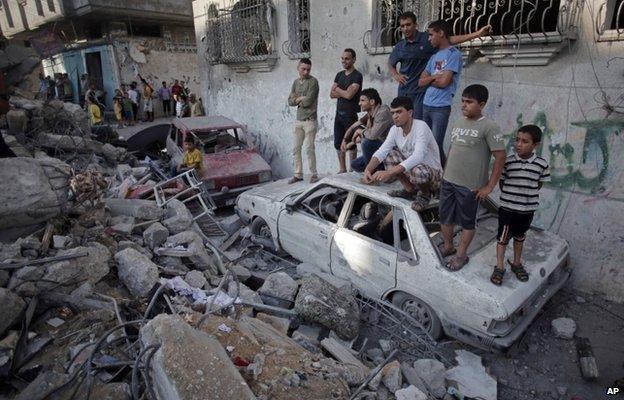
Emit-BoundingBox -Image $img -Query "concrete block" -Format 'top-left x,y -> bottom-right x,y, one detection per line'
551,317 -> 576,339
114,248 -> 159,298
106,198 -> 165,221
0,288 -> 26,337
395,385 -> 428,400
162,199 -> 193,234
140,314 -> 255,400
445,350 -> 497,400
258,271 -> 298,306
255,312 -> 290,335
143,222 -> 169,249
185,270 -> 207,289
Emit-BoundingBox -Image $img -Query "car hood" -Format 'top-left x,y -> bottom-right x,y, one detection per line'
241,177 -> 310,202
450,228 -> 569,319
199,149 -> 270,180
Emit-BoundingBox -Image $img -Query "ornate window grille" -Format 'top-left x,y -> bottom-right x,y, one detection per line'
282,0 -> 310,59
364,0 -> 427,54
596,0 -> 624,41
205,0 -> 278,72
435,0 -> 582,65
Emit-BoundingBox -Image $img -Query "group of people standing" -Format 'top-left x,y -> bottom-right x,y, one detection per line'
109,78 -> 205,128
287,14 -> 551,285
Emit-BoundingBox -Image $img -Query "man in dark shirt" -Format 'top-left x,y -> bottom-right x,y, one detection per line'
330,48 -> 363,173
389,11 -> 491,120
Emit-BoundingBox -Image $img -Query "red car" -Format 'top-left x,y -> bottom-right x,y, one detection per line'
166,116 -> 272,207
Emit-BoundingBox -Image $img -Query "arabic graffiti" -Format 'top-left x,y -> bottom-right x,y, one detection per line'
504,112 -> 624,194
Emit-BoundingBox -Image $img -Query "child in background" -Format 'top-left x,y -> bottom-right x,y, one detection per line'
174,136 -> 203,175
113,90 -> 124,128
121,93 -> 134,126
490,125 -> 550,285
87,95 -> 102,126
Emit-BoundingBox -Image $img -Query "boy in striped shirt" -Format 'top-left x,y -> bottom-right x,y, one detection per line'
491,125 -> 550,285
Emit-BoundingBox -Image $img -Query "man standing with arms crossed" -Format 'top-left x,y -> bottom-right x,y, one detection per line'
330,48 -> 363,173
288,58 -> 320,184
388,12 -> 491,121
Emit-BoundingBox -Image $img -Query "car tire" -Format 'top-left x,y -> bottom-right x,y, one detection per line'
250,217 -> 272,239
392,292 -> 443,340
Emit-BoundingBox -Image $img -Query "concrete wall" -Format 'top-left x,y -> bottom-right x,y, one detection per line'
193,0 -> 624,301
0,0 -> 64,38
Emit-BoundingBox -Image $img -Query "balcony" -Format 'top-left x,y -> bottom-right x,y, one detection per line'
65,0 -> 193,23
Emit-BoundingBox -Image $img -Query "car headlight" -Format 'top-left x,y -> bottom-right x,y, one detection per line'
258,171 -> 272,182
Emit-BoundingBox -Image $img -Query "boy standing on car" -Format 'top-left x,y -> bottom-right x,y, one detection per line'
439,84 -> 506,271
288,58 -> 320,184
490,125 -> 550,286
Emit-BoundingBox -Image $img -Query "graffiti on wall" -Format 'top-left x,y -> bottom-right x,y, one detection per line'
503,112 -> 624,229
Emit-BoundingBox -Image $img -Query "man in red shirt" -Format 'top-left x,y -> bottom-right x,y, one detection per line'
171,79 -> 182,97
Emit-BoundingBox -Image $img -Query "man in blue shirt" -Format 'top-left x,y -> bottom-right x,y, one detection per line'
388,12 -> 490,121
419,20 -> 464,165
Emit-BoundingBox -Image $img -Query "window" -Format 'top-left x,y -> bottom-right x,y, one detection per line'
35,0 -> 44,16
597,0 -> 624,41
205,0 -> 278,71
283,0 -> 310,58
365,0 -> 420,53
345,195 -> 394,246
17,1 -> 29,31
47,0 -> 55,13
436,0 -> 583,65
193,129 -> 246,154
2,0 -> 14,28
296,185 -> 348,223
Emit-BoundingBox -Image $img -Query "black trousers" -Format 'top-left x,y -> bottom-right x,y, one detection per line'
162,99 -> 171,115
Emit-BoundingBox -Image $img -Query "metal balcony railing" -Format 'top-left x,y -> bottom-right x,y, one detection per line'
205,0 -> 277,65
596,0 -> 624,41
282,0 -> 310,59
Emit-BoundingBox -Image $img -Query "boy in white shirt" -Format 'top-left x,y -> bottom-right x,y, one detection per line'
363,96 -> 442,211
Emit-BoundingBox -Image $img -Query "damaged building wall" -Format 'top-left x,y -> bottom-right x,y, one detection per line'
193,0 -> 624,301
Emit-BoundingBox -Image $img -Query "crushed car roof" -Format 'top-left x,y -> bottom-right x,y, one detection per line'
172,115 -> 244,132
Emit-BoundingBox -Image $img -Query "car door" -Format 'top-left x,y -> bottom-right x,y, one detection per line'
277,185 -> 347,273
166,125 -> 184,165
330,193 -> 398,299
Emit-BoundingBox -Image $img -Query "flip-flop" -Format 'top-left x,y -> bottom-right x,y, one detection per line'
438,246 -> 457,258
446,255 -> 469,271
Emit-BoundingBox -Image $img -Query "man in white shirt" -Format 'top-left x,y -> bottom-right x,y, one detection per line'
363,96 -> 442,211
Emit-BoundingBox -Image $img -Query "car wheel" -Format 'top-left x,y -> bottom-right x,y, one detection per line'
250,217 -> 272,239
392,292 -> 443,340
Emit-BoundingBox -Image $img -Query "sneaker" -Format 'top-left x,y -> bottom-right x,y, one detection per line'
309,175 -> 319,183
387,189 -> 416,200
411,194 -> 431,212
288,176 -> 303,184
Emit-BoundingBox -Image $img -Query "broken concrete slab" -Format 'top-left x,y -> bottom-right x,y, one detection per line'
445,350 -> 497,400
184,270 -> 207,289
140,314 -> 255,400
161,230 -> 214,273
0,288 -> 26,336
14,370 -> 70,400
381,360 -> 402,393
162,199 -> 193,234
143,222 -> 169,249
0,157 -> 71,230
110,216 -> 135,235
258,271 -> 298,307
255,312 -> 290,335
230,264 -> 252,282
228,281 -> 262,305
294,274 -> 359,340
413,358 -> 446,398
219,214 -> 244,235
118,240 -> 153,260
106,198 -> 165,221
395,385 -> 428,400
52,235 -> 71,249
552,317 -> 576,339
114,248 -> 160,297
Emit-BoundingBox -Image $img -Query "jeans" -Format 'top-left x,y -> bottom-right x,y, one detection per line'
162,99 -> 171,115
405,91 -> 426,120
423,105 -> 452,165
351,138 -> 384,172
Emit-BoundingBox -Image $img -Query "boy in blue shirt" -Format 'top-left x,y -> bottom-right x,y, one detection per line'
418,20 -> 463,165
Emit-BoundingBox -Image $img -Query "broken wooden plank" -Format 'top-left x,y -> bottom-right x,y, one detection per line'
0,251 -> 89,270
40,222 -> 55,255
321,338 -> 370,373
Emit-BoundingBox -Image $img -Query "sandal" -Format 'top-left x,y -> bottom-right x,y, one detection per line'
508,260 -> 529,282
439,246 -> 457,258
387,189 -> 416,200
411,194 -> 431,212
446,255 -> 469,271
490,267 -> 505,286
288,176 -> 303,184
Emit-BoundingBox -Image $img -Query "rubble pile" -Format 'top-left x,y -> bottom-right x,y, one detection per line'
0,99 -> 502,400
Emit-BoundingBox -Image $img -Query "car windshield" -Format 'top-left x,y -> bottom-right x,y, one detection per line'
192,128 -> 246,154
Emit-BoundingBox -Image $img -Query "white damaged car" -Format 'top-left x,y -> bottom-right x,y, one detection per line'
235,173 -> 571,351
